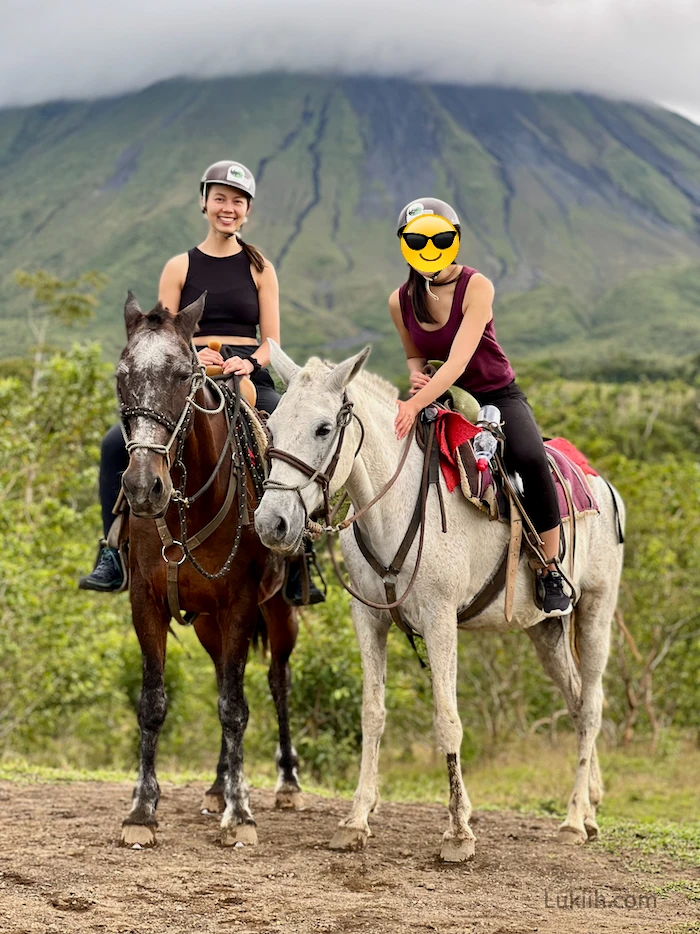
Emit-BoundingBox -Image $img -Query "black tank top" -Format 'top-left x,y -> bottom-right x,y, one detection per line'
179,247 -> 259,339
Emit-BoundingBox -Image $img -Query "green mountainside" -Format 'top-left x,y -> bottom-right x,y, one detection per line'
1,75 -> 699,379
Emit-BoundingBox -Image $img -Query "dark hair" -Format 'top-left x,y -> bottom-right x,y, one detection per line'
406,266 -> 438,324
238,238 -> 266,274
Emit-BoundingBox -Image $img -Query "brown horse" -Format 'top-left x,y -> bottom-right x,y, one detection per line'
116,292 -> 302,848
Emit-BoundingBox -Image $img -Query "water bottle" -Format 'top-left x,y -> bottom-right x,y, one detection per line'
473,405 -> 501,473
473,431 -> 498,473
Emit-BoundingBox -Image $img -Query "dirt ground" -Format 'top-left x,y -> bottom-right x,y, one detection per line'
0,781 -> 696,934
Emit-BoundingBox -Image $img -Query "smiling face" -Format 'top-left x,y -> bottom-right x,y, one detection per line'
204,183 -> 251,237
400,213 -> 460,274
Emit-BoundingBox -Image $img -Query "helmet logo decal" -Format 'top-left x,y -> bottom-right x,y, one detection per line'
227,165 -> 246,182
406,202 -> 432,221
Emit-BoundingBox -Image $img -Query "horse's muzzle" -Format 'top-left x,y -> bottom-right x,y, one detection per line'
254,498 -> 305,555
122,462 -> 172,519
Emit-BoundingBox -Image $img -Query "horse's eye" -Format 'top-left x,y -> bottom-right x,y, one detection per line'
175,369 -> 192,382
315,424 -> 332,438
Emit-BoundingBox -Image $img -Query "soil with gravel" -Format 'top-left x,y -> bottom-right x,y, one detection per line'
0,781 -> 696,934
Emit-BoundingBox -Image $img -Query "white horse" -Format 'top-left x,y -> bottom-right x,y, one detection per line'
255,343 -> 625,862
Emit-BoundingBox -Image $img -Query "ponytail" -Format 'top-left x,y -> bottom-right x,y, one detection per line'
238,237 -> 266,274
406,266 -> 438,324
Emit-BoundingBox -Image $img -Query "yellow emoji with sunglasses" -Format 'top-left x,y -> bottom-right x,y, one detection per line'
400,205 -> 460,274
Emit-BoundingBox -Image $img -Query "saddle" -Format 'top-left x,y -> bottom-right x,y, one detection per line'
417,393 -> 599,623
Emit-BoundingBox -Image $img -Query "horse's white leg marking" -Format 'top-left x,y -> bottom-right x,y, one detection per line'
554,587 -> 615,844
424,611 -> 476,862
329,603 -> 390,851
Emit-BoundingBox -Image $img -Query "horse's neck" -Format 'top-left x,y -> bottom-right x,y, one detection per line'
345,384 -> 422,544
181,388 -> 226,508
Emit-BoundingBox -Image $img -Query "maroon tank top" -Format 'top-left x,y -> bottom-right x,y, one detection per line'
398,266 -> 515,395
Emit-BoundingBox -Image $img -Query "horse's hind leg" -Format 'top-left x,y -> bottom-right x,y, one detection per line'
261,597 -> 303,810
121,592 -> 170,847
193,615 -> 226,813
330,603 -> 390,852
425,612 -> 476,862
527,601 -> 611,845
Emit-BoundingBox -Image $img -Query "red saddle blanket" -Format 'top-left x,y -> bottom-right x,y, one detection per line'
433,410 -> 598,520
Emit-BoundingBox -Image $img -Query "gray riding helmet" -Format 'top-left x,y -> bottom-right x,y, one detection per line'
199,161 -> 256,212
397,197 -> 460,235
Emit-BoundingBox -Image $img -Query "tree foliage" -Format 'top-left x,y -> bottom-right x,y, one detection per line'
0,341 -> 697,775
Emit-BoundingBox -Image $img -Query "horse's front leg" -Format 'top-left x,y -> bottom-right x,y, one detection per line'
425,610 -> 476,862
121,585 -> 170,847
330,602 -> 390,852
262,596 -> 304,810
219,605 -> 258,847
193,615 -> 227,813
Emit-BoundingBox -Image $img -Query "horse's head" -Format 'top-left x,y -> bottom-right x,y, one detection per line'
255,341 -> 370,554
117,292 -> 205,518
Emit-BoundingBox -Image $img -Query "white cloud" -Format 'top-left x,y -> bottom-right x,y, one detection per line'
2,0 -> 700,112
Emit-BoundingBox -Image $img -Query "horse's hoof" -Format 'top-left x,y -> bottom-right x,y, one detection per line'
201,792 -> 226,814
557,823 -> 587,845
440,836 -> 476,862
120,823 -> 156,847
221,823 -> 258,847
329,826 -> 369,852
584,818 -> 599,841
275,791 -> 305,811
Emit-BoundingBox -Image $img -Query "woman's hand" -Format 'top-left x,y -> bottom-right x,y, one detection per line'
395,398 -> 420,440
197,347 -> 224,367
222,355 -> 255,377
409,371 -> 431,396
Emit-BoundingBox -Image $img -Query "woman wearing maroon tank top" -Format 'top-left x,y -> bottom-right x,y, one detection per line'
390,198 -> 571,617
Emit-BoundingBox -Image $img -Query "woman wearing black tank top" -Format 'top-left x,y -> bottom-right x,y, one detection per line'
79,160 -> 323,605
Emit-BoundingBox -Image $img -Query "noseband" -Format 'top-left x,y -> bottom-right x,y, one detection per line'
263,395 -> 363,527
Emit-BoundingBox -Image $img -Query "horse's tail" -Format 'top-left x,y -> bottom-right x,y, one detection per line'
252,608 -> 269,656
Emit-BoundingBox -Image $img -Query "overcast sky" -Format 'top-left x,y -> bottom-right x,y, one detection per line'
2,0 -> 699,121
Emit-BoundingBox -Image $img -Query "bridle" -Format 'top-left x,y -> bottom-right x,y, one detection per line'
119,349 -> 225,473
263,395 -> 363,529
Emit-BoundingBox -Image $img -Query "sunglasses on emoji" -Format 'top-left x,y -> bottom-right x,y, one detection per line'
401,230 -> 458,250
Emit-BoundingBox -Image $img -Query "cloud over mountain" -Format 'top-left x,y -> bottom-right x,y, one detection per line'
3,0 -> 700,116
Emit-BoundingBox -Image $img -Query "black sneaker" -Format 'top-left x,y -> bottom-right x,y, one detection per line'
283,550 -> 326,607
537,569 -> 573,617
78,542 -> 125,592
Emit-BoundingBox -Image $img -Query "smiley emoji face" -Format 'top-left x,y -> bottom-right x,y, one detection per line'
400,213 -> 460,273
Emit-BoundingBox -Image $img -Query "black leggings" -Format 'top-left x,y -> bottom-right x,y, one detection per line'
473,381 -> 560,534
98,345 -> 280,537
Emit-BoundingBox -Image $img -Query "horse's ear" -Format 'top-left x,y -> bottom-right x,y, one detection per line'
174,291 -> 206,341
325,346 -> 371,395
268,339 -> 300,386
124,291 -> 143,337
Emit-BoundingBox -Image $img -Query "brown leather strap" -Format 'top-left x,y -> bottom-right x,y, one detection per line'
186,463 -> 240,549
505,494 -> 523,623
457,542 -> 512,623
155,517 -> 185,622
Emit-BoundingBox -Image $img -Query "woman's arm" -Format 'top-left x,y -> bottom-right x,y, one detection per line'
158,254 -> 188,316
251,260 -> 280,368
395,274 -> 495,439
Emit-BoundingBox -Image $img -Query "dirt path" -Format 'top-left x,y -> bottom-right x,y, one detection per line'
0,781 -> 696,934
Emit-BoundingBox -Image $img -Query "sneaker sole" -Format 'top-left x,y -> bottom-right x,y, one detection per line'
78,580 -> 124,593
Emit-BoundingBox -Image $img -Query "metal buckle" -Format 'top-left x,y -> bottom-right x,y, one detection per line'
161,541 -> 187,565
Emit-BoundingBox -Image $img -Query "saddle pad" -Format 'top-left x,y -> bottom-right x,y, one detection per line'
434,410 -> 598,520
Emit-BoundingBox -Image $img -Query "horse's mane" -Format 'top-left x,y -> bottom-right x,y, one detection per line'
142,302 -> 171,330
298,357 -> 399,410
